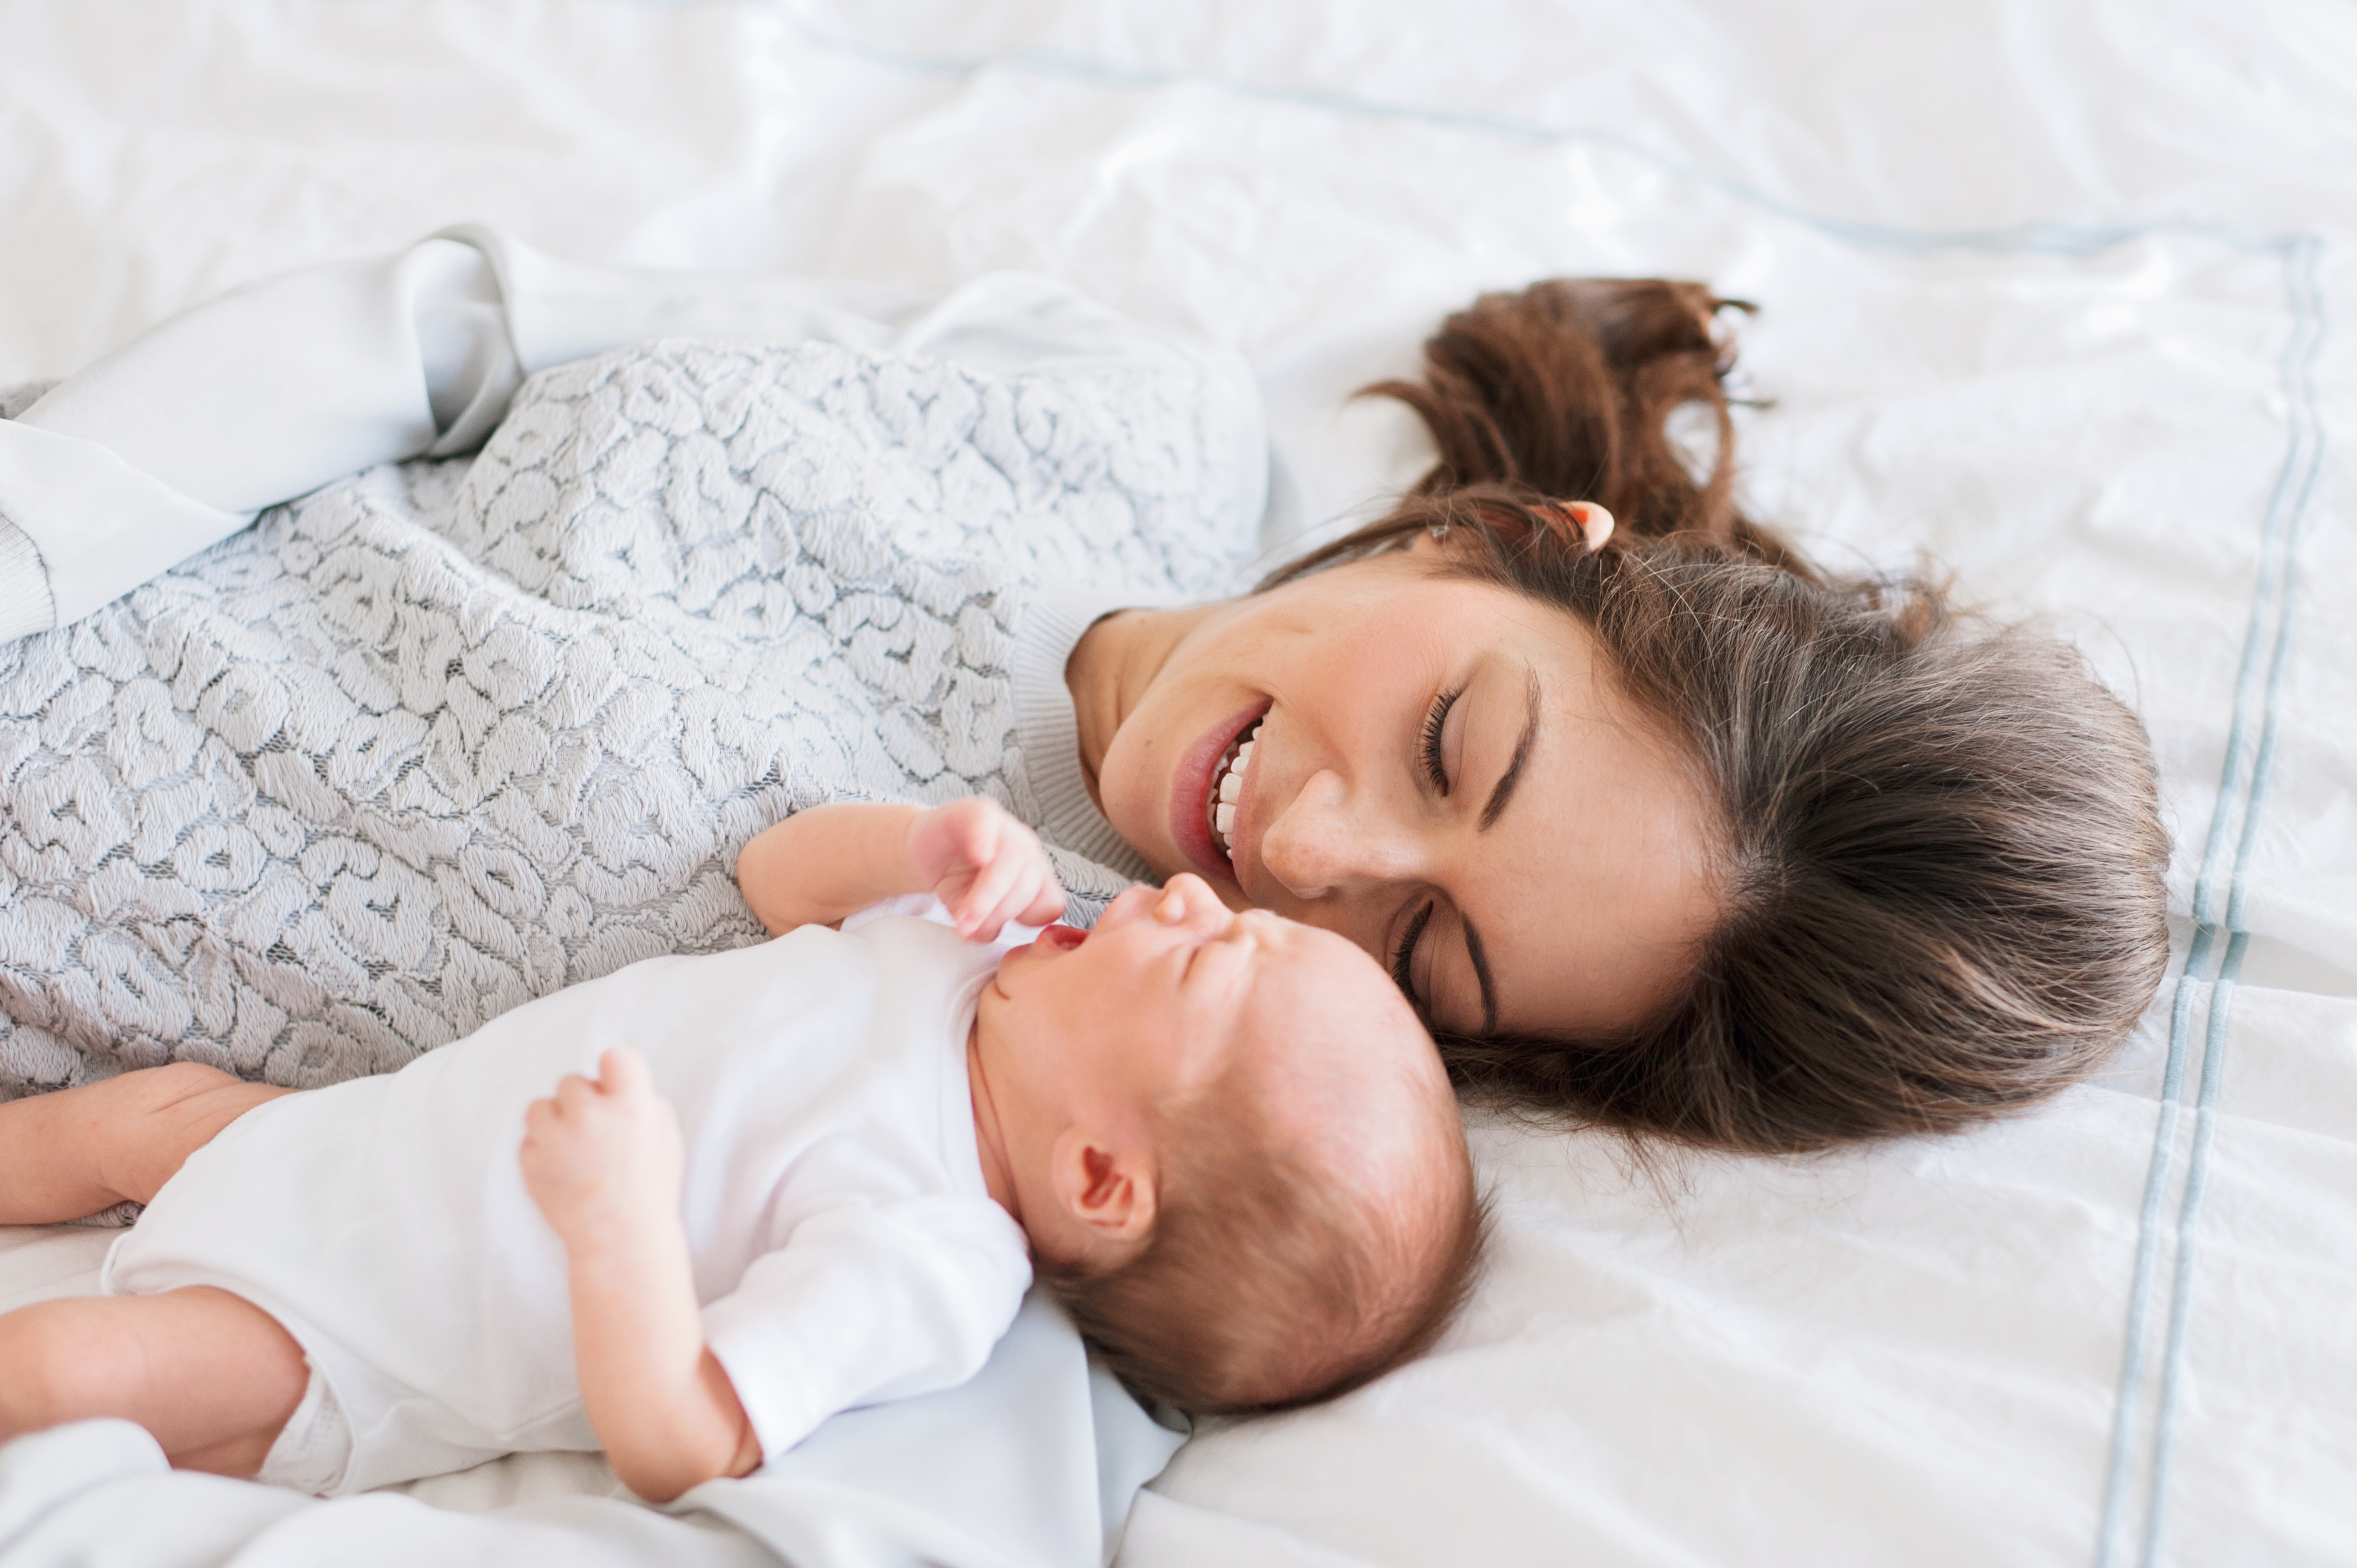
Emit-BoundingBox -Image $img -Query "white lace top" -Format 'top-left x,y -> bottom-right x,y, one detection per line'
0,332 -> 1264,1093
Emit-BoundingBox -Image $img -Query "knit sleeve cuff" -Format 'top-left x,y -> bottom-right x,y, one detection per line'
1007,581 -> 1164,885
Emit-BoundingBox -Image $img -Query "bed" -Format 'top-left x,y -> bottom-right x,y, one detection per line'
2,3 -> 2352,1564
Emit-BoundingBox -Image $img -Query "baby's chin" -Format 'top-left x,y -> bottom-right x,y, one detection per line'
969,990 -> 1071,1064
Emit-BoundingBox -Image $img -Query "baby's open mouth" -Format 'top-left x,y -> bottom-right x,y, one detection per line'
1207,719 -> 1262,860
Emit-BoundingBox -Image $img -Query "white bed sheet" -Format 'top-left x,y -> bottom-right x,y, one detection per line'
3,3 -> 2355,1566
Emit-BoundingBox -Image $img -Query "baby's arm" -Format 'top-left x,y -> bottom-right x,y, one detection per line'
519,1048 -> 759,1503
735,799 -> 1064,940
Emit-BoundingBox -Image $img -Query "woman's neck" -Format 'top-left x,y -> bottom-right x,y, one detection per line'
1064,601 -> 1221,806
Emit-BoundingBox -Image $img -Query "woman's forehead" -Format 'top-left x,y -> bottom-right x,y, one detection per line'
1373,567 -> 1620,684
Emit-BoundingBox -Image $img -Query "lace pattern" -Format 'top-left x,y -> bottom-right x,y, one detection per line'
0,338 -> 1258,1095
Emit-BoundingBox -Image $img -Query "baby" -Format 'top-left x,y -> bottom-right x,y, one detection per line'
0,798 -> 1485,1503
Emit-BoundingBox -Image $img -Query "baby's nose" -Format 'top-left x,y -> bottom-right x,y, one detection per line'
1153,873 -> 1233,931
1155,873 -> 1210,922
1096,882 -> 1164,929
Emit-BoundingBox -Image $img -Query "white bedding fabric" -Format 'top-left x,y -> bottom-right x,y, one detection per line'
3,3 -> 2354,1566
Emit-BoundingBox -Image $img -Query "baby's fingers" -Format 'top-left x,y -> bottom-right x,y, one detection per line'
1017,876 -> 1067,927
909,797 -> 997,886
954,835 -> 1028,936
944,797 -> 1003,864
958,835 -> 1040,936
970,856 -> 1065,942
594,1046 -> 652,1100
988,855 -> 1065,934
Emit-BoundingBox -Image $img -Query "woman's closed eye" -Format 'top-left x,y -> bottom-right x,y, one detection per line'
1420,688 -> 1460,795
1390,898 -> 1436,1005
1399,686 -> 1467,1009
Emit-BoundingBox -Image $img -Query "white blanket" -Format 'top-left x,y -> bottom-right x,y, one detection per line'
3,3 -> 2354,1566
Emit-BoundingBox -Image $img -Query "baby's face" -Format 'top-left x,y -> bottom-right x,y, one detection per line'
978,873 -> 1429,1120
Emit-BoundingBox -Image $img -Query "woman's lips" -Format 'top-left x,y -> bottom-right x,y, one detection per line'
1169,700 -> 1270,886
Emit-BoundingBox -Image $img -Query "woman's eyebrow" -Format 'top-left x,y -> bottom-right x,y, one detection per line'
1477,667 -> 1543,832
1462,915 -> 1499,1035
1460,667 -> 1537,1032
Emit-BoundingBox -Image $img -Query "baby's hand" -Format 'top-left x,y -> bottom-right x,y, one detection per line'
520,1047 -> 684,1243
907,797 -> 1066,941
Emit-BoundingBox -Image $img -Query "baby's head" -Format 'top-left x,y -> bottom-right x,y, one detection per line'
970,874 -> 1488,1412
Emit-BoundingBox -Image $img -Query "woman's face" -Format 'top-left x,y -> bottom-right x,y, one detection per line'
1092,549 -> 1721,1040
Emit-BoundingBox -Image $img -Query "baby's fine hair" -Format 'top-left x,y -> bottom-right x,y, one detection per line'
1040,1066 -> 1489,1415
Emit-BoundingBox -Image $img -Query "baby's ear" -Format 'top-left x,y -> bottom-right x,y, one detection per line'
1048,1129 -> 1157,1253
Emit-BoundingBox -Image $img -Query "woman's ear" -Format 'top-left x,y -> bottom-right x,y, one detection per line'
1048,1127 -> 1157,1252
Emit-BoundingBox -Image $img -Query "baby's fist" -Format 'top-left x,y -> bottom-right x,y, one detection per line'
906,797 -> 1066,941
520,1047 -> 684,1240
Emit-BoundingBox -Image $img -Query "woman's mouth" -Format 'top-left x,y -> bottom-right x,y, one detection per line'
1207,719 -> 1263,858
1170,702 -> 1270,883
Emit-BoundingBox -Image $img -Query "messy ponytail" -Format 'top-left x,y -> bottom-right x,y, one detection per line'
1357,278 -> 1802,570
1270,282 -> 2172,1153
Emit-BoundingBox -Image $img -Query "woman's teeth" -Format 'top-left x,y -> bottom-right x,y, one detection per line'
1209,720 -> 1262,859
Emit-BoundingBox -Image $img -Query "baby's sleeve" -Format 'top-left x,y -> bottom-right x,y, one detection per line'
701,1195 -> 1034,1462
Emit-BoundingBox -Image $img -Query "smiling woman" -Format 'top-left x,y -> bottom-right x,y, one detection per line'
1071,281 -> 2173,1151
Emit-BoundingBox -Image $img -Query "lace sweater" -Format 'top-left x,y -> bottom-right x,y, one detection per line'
0,337 -> 1264,1093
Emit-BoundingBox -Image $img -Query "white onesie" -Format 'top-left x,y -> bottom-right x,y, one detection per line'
101,904 -> 1034,1495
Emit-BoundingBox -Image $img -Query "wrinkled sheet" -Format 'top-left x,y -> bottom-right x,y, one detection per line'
2,3 -> 2354,1566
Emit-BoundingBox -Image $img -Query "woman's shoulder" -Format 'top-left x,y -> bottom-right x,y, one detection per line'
458,334 -> 1264,602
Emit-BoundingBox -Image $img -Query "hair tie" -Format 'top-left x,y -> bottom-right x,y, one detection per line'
1548,502 -> 1615,554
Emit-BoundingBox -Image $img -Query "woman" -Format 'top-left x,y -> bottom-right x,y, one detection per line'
0,232 -> 2168,1155
997,279 -> 2169,1151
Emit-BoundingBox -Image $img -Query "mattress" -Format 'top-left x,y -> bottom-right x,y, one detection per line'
3,3 -> 2353,1565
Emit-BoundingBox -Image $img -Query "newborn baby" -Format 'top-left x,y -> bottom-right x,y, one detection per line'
0,798 -> 1485,1502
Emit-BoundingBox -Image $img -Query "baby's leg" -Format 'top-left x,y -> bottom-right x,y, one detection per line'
0,1063 -> 294,1223
0,1286 -> 308,1476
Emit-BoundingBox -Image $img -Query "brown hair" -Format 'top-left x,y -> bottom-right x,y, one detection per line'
1042,1067 -> 1490,1414
1360,278 -> 1799,569
1269,281 -> 2173,1153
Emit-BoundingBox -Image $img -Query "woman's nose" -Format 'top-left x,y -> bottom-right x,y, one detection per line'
1257,769 -> 1427,900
